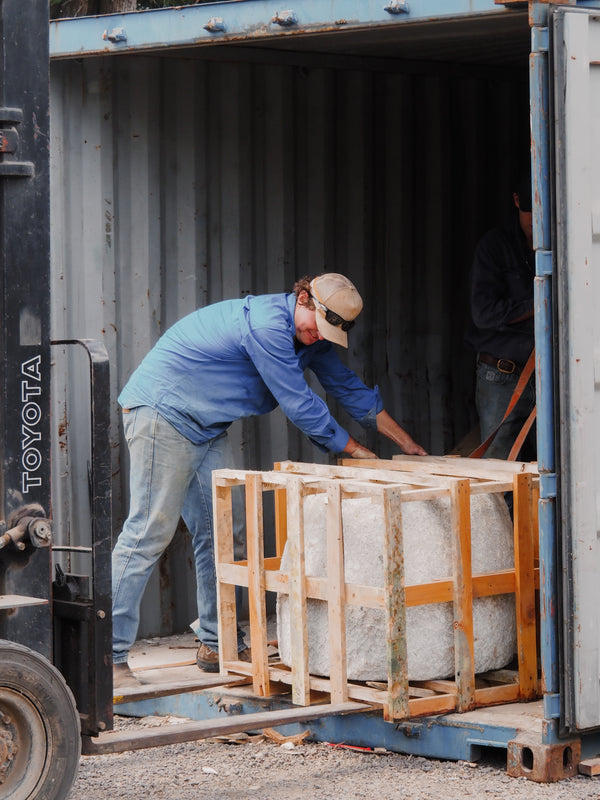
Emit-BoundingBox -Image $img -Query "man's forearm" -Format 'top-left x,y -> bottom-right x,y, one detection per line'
376,410 -> 427,456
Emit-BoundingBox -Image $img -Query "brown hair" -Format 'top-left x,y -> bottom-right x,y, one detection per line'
293,275 -> 315,308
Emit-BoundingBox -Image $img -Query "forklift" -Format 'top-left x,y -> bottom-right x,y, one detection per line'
0,1 -> 115,797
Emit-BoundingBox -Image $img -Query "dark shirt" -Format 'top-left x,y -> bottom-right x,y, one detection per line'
464,212 -> 535,365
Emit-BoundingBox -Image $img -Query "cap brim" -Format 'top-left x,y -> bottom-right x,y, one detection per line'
315,308 -> 348,348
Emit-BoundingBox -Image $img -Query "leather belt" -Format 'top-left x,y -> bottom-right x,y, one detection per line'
478,352 -> 523,375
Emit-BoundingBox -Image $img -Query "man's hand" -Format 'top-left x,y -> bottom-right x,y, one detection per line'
402,441 -> 428,456
343,437 -> 377,459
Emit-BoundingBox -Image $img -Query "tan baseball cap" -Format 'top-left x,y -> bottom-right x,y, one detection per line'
310,273 -> 363,348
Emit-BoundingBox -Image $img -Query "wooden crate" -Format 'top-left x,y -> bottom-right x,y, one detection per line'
212,456 -> 540,722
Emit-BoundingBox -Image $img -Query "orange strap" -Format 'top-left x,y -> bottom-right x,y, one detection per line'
507,405 -> 537,461
469,349 -> 536,460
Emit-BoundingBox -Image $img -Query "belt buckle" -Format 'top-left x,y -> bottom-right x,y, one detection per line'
497,358 -> 516,374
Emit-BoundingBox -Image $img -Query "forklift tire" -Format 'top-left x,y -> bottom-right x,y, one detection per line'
0,639 -> 80,800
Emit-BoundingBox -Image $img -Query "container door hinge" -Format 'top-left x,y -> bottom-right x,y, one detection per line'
543,693 -> 561,720
539,472 -> 556,499
536,249 -> 553,277
532,26 -> 549,53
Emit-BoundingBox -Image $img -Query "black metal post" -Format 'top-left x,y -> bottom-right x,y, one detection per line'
0,0 -> 52,656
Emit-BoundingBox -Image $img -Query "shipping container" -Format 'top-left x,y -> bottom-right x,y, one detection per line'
41,0 -> 600,779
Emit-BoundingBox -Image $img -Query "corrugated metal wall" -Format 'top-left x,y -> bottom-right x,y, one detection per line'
49,51 -> 529,637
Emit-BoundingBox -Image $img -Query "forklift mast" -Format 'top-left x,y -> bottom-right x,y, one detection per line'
0,0 -> 53,652
1,0 -> 112,757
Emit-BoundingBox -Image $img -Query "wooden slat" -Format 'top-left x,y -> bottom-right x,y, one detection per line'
326,482 -> 348,703
412,679 -> 457,694
382,486 -> 409,721
277,459 -> 442,488
578,758 -> 600,777
218,563 -> 532,608
407,693 -> 458,717
513,472 -> 538,700
286,476 -> 311,706
113,674 -> 248,705
473,683 -> 521,706
246,473 -> 270,697
267,665 -> 388,706
450,479 -> 475,711
389,455 -> 538,478
213,484 -> 238,665
341,455 -> 538,482
0,594 -> 48,610
274,486 -> 288,557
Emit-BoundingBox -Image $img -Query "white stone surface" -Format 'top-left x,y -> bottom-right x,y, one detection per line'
276,491 -> 516,682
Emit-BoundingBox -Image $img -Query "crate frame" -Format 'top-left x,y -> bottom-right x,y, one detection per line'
213,456 -> 540,722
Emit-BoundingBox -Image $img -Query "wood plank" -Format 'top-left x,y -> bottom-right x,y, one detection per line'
267,665 -> 388,706
274,486 -> 288,557
412,679 -> 457,694
286,476 -> 311,706
85,701 -> 372,755
246,473 -> 270,697
473,683 -> 521,706
513,472 -> 538,700
578,758 -> 600,777
340,455 -> 537,482
407,693 -> 458,717
219,562 -> 527,607
0,594 -> 48,610
389,455 -> 538,478
450,479 -> 475,711
213,484 -> 238,665
277,459 -> 443,488
326,482 -> 348,703
382,486 -> 409,721
113,674 -> 249,705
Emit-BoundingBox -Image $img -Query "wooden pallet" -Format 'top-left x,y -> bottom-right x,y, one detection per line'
213,456 -> 540,722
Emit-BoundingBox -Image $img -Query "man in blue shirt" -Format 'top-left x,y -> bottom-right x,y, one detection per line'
113,273 -> 426,688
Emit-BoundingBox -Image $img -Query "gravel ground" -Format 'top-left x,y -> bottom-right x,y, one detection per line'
67,715 -> 600,800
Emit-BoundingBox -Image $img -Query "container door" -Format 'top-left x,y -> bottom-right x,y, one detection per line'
553,5 -> 600,732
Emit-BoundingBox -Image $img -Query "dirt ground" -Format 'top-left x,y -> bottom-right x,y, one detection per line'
67,713 -> 600,800
66,633 -> 600,800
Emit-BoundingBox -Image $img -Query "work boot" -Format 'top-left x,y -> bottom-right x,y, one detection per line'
113,662 -> 146,690
196,642 -> 220,673
196,643 -> 253,672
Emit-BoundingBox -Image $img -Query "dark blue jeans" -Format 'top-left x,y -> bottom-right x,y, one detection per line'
475,361 -> 536,461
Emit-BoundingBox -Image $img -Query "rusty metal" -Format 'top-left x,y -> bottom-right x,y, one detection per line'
0,504 -> 51,551
507,733 -> 581,782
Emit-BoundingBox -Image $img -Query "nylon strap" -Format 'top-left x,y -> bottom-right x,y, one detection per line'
469,349 -> 536,460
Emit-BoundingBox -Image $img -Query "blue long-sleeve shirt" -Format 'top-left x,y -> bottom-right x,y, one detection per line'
119,292 -> 383,453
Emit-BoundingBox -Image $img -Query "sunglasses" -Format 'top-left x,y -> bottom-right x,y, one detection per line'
311,295 -> 355,332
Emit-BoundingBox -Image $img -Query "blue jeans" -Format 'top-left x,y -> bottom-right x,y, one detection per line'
112,406 -> 245,664
475,361 -> 537,461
